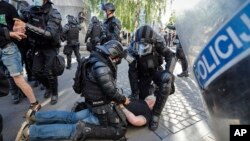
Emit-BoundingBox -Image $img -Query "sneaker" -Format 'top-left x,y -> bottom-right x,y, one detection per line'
15,121 -> 30,141
177,71 -> 189,77
72,121 -> 86,141
25,102 -> 41,123
29,102 -> 41,111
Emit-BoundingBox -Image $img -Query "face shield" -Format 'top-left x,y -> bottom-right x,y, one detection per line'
133,42 -> 153,57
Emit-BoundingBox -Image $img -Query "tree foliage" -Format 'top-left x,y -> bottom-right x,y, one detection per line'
85,0 -> 168,32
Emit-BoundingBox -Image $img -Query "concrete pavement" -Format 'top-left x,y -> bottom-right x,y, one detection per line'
114,53 -> 216,141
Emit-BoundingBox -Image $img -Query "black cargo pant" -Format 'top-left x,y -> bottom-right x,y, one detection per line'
138,70 -> 172,116
176,47 -> 188,73
64,44 -> 81,67
32,48 -> 58,96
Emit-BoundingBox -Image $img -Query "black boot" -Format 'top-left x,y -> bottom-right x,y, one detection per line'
73,121 -> 126,141
170,75 -> 175,95
150,83 -> 171,131
50,95 -> 58,105
50,77 -> 58,105
44,89 -> 52,99
33,81 -> 40,88
177,71 -> 189,77
11,92 -> 20,104
66,55 -> 71,69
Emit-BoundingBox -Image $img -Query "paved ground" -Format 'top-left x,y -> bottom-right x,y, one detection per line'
0,49 -> 216,141
115,52 -> 216,141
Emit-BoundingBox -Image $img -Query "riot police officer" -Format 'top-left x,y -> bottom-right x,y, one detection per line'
63,15 -> 81,69
167,25 -> 189,77
175,35 -> 189,77
127,25 -> 175,131
85,16 -> 103,52
72,40 -> 129,141
16,0 -> 62,105
101,3 -> 122,44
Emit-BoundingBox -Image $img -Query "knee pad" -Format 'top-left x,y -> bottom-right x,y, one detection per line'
160,72 -> 172,84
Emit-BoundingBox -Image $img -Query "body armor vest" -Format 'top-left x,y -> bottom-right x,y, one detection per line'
67,24 -> 79,44
137,52 -> 162,78
91,22 -> 102,43
83,66 -> 107,107
27,6 -> 51,48
103,17 -> 121,42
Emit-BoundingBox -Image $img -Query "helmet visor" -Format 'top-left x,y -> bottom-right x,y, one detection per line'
134,42 -> 153,56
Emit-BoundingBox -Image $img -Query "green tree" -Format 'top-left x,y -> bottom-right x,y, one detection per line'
85,0 -> 169,32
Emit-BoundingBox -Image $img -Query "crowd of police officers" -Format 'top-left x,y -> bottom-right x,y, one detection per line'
0,0 -> 188,140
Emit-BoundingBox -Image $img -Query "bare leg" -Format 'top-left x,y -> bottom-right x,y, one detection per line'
13,75 -> 36,103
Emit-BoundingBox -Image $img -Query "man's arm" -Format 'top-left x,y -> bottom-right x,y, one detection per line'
0,27 -> 26,41
120,105 -> 147,126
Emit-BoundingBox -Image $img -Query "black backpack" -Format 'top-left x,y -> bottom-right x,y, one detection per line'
52,55 -> 65,76
73,57 -> 90,95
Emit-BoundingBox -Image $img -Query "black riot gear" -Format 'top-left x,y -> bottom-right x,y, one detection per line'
24,2 -> 62,105
91,16 -> 98,22
102,3 -> 115,12
73,40 -> 127,140
101,3 -> 121,44
127,25 -> 175,131
175,35 -> 189,77
66,15 -> 78,25
134,25 -> 155,43
85,16 -> 103,51
102,16 -> 121,44
96,40 -> 124,65
63,15 -> 81,69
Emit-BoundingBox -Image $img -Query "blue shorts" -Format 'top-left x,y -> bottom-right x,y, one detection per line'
0,43 -> 23,77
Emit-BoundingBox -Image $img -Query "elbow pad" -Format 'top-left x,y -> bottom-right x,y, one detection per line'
26,23 -> 52,38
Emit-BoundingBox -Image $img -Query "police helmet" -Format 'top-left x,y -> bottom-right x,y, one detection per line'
96,40 -> 124,64
134,25 -> 155,43
67,15 -> 77,24
91,16 -> 98,23
133,25 -> 156,56
102,3 -> 115,12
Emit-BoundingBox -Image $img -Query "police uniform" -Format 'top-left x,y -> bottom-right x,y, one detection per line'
101,3 -> 122,44
102,16 -> 121,44
63,15 -> 81,69
85,16 -> 103,52
127,25 -> 175,131
73,40 -> 127,141
175,35 -> 189,77
24,1 -> 62,105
